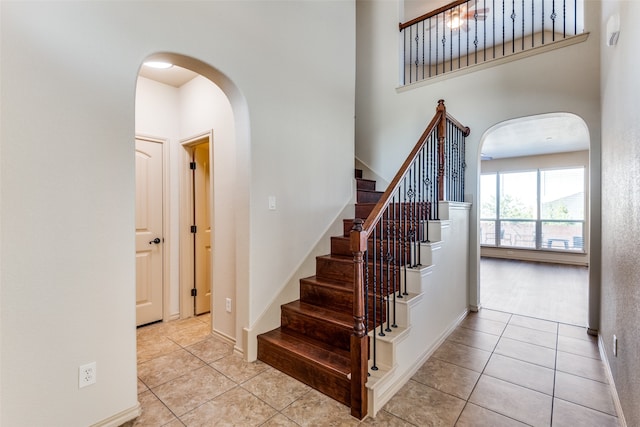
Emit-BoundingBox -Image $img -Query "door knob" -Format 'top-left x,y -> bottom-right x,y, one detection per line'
149,238 -> 161,245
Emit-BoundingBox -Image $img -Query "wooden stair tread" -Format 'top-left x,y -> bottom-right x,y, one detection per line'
283,300 -> 353,327
259,328 -> 351,371
301,275 -> 352,289
317,254 -> 352,263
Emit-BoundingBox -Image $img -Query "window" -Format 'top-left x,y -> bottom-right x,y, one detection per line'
540,168 -> 585,251
480,167 -> 585,252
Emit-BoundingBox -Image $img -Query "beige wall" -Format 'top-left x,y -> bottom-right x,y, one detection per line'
0,1 -> 355,425
600,1 -> 640,425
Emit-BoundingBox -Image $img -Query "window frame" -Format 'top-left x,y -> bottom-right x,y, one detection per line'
480,167 -> 586,253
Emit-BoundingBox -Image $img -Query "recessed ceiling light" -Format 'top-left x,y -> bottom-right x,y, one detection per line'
144,61 -> 173,69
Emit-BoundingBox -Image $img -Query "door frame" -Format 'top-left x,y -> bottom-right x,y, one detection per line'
135,134 -> 172,322
179,131 -> 214,319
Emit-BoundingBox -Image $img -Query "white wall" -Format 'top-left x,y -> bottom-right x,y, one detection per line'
0,1 -> 355,426
356,0 -> 601,314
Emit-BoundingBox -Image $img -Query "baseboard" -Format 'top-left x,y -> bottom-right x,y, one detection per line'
212,329 -> 236,347
469,304 -> 482,313
90,403 -> 141,427
598,335 -> 627,427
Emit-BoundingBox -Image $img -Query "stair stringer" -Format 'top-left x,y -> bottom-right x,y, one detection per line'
364,202 -> 471,419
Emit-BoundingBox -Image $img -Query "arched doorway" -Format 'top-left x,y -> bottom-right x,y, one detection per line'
135,53 -> 250,346
476,113 -> 593,327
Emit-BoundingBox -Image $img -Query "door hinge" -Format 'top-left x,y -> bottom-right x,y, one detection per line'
189,162 -> 196,170
190,225 -> 197,233
191,288 -> 197,297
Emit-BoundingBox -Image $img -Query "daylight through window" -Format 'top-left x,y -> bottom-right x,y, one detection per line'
480,167 -> 585,252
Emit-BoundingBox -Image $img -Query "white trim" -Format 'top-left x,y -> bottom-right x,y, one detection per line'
135,134 -> 171,323
179,131 -> 214,320
397,33 -> 590,91
90,403 -> 141,427
598,334 -> 628,426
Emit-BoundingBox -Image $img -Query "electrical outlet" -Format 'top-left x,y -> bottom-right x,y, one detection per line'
613,335 -> 618,357
225,298 -> 232,313
79,362 -> 97,388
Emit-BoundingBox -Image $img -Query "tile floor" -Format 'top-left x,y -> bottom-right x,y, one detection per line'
124,310 -> 620,426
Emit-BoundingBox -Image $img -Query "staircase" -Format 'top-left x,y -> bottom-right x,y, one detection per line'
257,170 -> 384,407
257,100 -> 471,419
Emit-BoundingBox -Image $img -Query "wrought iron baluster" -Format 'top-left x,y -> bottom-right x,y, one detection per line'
420,148 -> 426,242
521,0 -> 525,51
563,0 -> 566,38
414,159 -> 420,264
493,0 -> 496,58
428,17 -> 433,77
414,25 -> 420,79
484,0 -> 487,61
450,7 -> 453,72
398,179 -> 405,298
363,247 -> 370,370
435,15 -> 439,75
573,0 -> 578,35
402,176 -> 410,294
405,25 -> 413,83
511,0 -> 516,53
532,0 -> 535,47
441,14 -> 446,75
552,0 -> 557,41
385,207 -> 392,333
458,4 -> 462,70
378,216 -> 385,337
409,161 -> 414,264
403,29 -> 407,85
542,0 -> 545,44
474,0 -> 478,63
422,21 -> 425,80
467,1 -> 470,66
502,0 -> 505,56
391,193 -> 400,324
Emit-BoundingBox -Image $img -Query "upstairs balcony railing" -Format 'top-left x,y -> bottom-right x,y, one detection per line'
348,100 -> 469,418
400,0 -> 585,84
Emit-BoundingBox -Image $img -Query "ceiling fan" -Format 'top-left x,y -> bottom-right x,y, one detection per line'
428,4 -> 490,32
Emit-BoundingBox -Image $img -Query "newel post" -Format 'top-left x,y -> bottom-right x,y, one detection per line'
436,99 -> 447,202
350,218 -> 368,419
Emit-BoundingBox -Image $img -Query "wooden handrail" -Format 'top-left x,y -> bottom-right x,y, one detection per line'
446,113 -> 471,137
358,100 -> 445,241
399,0 -> 470,31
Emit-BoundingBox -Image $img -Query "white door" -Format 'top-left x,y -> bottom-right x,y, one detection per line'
193,142 -> 212,315
135,139 -> 164,326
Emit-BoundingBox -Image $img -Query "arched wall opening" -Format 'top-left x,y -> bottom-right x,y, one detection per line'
135,52 -> 250,348
474,112 -> 597,328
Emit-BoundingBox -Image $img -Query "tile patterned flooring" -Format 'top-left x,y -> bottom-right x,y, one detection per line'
124,309 -> 620,426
